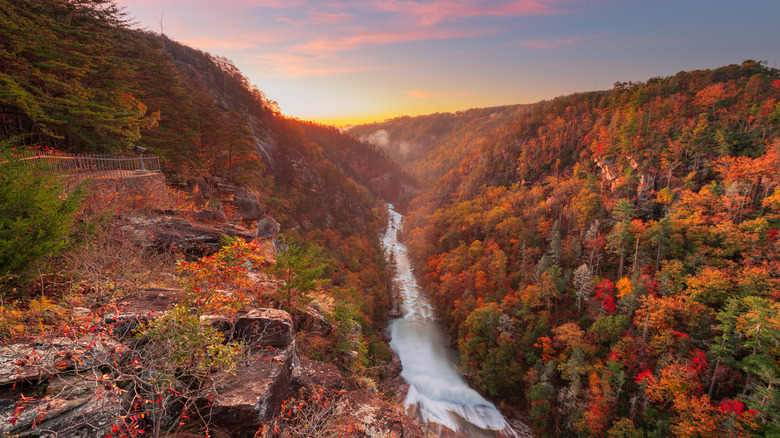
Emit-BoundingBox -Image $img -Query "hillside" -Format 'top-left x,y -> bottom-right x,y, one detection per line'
349,104 -> 538,185
399,61 -> 780,436
4,0 -> 780,436
0,1 -> 416,436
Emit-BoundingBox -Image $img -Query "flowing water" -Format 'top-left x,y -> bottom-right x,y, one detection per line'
383,205 -> 519,437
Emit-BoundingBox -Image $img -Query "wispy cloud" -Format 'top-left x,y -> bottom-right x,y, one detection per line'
405,89 -> 444,98
520,35 -> 583,49
275,9 -> 353,25
180,35 -> 282,50
119,0 -> 581,78
369,0 -> 566,26
294,27 -> 494,54
251,52 -> 389,77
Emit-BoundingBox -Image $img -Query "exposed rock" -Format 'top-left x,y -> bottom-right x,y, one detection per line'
291,357 -> 344,392
232,196 -> 264,222
0,375 -> 119,437
594,156 -> 620,191
637,173 -> 656,199
338,389 -> 425,438
214,182 -> 276,228
72,307 -> 91,318
203,309 -> 294,347
156,209 -> 229,225
0,335 -> 126,387
255,217 -> 280,239
205,342 -> 298,434
386,308 -> 404,319
104,288 -> 182,337
112,288 -> 182,315
291,306 -> 331,335
377,351 -> 408,406
118,216 -> 256,255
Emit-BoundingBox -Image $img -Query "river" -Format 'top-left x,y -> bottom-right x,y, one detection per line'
382,205 -> 520,437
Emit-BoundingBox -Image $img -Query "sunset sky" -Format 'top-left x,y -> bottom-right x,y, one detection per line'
116,0 -> 780,126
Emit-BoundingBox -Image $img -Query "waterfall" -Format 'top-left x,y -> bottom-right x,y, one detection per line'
383,205 -> 517,437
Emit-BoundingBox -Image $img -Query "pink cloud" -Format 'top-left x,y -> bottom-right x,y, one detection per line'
251,52 -> 389,77
180,37 -> 268,51
294,27 -> 495,54
310,10 -> 353,23
521,35 -> 582,49
236,0 -> 309,7
369,0 -> 565,26
405,89 -> 444,98
275,9 -> 353,25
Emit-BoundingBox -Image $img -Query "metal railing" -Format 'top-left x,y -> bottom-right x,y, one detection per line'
16,152 -> 161,178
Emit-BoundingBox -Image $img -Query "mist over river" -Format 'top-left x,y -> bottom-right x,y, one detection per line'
382,205 -> 519,437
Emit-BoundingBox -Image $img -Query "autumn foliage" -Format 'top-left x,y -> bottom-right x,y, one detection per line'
398,61 -> 780,436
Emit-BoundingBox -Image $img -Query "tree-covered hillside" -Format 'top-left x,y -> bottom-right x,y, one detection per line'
350,104 -> 538,185
0,0 -> 412,413
401,61 -> 780,436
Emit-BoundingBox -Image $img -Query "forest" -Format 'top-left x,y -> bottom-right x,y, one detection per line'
0,1 -> 414,434
378,60 -> 780,436
3,0 -> 780,436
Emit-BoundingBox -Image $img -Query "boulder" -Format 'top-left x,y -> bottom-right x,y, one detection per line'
232,196 -> 265,222
204,342 -> 298,434
338,389 -> 425,438
156,209 -> 229,225
203,309 -> 294,347
291,357 -> 344,392
292,307 -> 331,335
0,375 -> 119,437
118,216 -> 255,255
0,335 -> 126,386
255,217 -> 280,239
112,288 -> 181,315
104,288 -> 182,337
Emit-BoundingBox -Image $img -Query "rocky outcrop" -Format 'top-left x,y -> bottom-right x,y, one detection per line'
231,195 -> 264,222
202,308 -> 295,347
156,209 -> 229,225
217,183 -> 265,222
204,342 -> 298,434
104,287 -> 182,337
637,173 -> 656,199
0,375 -> 119,437
1,297 -> 424,438
286,355 -> 425,438
291,357 -> 344,392
594,156 -> 620,191
118,215 -> 256,255
0,334 -> 127,437
338,389 -> 426,438
255,216 -> 280,239
0,335 -> 126,387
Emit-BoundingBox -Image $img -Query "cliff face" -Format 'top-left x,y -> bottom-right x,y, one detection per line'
162,37 -> 415,227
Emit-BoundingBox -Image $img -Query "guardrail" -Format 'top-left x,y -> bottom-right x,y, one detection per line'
17,153 -> 161,178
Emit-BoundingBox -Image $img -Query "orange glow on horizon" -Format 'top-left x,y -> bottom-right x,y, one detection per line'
311,114 -> 392,128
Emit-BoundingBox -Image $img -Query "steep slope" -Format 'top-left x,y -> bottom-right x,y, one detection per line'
0,0 -> 409,410
158,37 -> 417,229
349,104 -> 538,185
297,121 -> 419,203
401,61 -> 780,436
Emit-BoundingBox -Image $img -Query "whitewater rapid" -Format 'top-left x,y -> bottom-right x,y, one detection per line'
383,205 -> 516,436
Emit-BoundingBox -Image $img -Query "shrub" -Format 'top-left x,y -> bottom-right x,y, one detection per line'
0,148 -> 83,286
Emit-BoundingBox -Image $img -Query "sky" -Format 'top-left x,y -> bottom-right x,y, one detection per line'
116,0 -> 780,126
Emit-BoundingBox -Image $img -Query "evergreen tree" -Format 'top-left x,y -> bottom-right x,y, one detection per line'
0,149 -> 83,286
